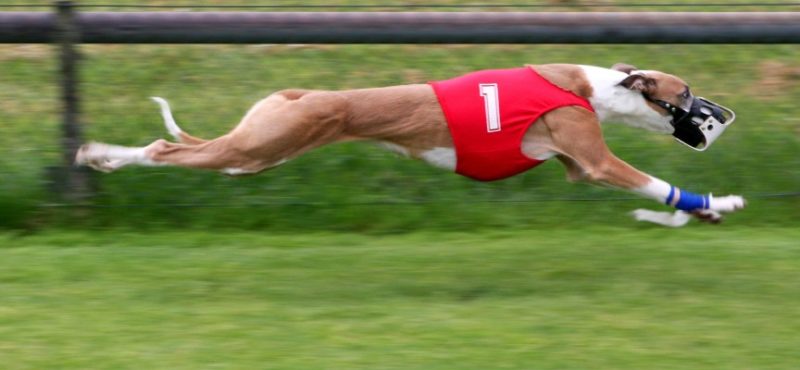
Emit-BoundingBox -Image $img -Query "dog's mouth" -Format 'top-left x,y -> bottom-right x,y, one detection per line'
644,95 -> 736,151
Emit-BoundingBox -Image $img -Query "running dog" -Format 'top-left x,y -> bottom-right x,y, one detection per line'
75,63 -> 745,226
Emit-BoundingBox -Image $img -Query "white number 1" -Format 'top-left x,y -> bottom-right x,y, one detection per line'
479,84 -> 501,132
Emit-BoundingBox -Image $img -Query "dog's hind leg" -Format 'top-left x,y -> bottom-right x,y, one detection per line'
77,90 -> 350,174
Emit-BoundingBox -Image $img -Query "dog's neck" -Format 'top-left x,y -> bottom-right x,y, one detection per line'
576,65 -> 673,133
534,64 -> 673,133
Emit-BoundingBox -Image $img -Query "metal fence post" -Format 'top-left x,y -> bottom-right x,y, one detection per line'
53,0 -> 94,203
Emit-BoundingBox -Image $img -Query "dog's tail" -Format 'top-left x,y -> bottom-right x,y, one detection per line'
150,97 -> 208,145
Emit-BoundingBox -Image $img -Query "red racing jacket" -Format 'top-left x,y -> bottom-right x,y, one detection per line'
430,67 -> 594,181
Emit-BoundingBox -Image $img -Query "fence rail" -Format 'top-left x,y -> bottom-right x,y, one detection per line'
2,11 -> 800,44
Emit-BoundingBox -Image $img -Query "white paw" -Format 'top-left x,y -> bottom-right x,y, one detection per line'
75,142 -> 104,164
75,142 -> 115,173
632,209 -> 691,227
74,144 -> 90,166
708,195 -> 746,213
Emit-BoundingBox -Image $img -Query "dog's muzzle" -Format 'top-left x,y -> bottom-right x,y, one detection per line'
646,96 -> 736,151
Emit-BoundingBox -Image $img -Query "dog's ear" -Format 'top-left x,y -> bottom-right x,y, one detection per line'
612,63 -> 638,75
618,74 -> 656,94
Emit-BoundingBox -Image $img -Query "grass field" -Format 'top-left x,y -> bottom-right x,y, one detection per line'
0,4 -> 799,231
0,3 -> 798,367
1,42 -> 798,230
1,228 -> 799,369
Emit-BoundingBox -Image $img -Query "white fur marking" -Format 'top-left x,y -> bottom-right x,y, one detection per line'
530,150 -> 557,161
708,195 -> 746,212
578,65 -> 674,133
632,209 -> 691,227
221,167 -> 256,175
635,176 -> 673,203
151,97 -> 183,141
420,147 -> 456,171
76,142 -> 160,172
269,158 -> 289,169
379,141 -> 410,157
222,158 -> 288,175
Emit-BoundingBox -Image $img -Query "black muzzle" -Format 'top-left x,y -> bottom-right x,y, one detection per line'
646,96 -> 736,151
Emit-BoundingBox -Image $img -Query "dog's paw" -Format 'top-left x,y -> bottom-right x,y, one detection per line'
708,195 -> 746,213
75,142 -> 104,166
632,209 -> 691,227
75,142 -> 115,173
74,144 -> 90,166
691,209 -> 723,224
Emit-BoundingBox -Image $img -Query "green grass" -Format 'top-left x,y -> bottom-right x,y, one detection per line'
1,3 -> 797,368
0,1 -> 798,231
1,43 -> 798,230
1,227 -> 799,369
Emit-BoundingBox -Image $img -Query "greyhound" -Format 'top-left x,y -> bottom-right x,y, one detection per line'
76,63 -> 745,226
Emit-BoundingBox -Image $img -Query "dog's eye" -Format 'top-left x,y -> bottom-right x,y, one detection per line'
681,89 -> 691,99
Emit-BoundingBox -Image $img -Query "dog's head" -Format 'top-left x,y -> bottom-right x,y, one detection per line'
612,63 -> 735,151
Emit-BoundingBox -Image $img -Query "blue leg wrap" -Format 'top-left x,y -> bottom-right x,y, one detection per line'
666,186 -> 710,211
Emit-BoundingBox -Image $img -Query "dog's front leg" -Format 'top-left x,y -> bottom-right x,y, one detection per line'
587,155 -> 744,225
543,107 -> 745,225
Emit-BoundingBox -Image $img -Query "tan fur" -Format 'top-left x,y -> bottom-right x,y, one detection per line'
75,62 -> 748,224
528,64 -> 652,189
531,64 -> 594,98
338,85 -> 453,155
142,90 -> 350,173
75,65 -> 679,193
538,106 -> 651,189
625,70 -> 691,115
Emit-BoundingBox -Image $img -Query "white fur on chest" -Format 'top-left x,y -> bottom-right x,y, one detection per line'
379,141 -> 411,157
419,147 -> 457,171
378,142 -> 457,171
578,65 -> 673,133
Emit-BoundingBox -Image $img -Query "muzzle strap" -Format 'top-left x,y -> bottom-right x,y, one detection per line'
643,94 -> 735,151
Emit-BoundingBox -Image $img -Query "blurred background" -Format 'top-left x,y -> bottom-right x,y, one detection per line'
0,1 -> 799,369
0,1 -> 797,231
